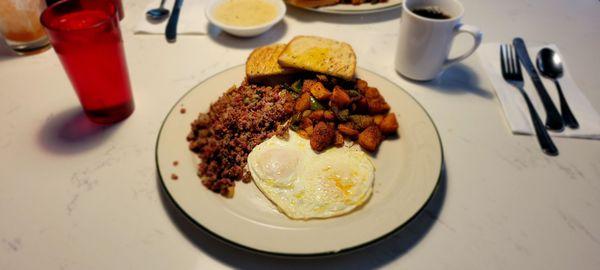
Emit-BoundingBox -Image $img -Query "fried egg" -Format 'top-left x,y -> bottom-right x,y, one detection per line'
247,131 -> 375,219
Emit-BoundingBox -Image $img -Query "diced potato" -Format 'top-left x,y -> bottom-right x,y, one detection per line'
323,110 -> 335,121
367,98 -> 391,114
294,92 -> 311,112
374,114 -> 385,125
310,121 -> 335,151
300,117 -> 313,130
379,113 -> 399,135
309,110 -> 324,121
298,130 -> 309,139
349,115 -> 374,131
355,97 -> 369,113
334,131 -> 344,147
283,101 -> 294,114
330,86 -> 351,108
302,110 -> 312,118
356,79 -> 369,94
309,81 -> 331,101
305,125 -> 314,136
338,123 -> 359,139
358,126 -> 382,152
365,87 -> 381,99
302,79 -> 317,93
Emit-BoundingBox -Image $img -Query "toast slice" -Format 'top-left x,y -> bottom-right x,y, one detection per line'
278,36 -> 356,81
246,44 -> 297,80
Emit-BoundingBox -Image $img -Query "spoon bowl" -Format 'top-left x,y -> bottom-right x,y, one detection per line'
536,48 -> 563,79
146,8 -> 170,22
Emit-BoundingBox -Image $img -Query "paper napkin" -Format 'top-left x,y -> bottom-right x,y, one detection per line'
134,0 -> 208,35
478,43 -> 600,139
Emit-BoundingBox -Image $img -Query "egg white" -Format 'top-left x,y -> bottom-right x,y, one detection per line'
247,132 -> 375,220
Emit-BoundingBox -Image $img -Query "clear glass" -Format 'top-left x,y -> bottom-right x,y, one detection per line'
0,0 -> 50,55
41,0 -> 134,124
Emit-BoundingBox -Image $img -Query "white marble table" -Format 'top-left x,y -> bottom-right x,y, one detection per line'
1,0 -> 599,269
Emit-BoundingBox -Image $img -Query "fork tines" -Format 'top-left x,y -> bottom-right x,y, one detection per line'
500,44 -> 522,81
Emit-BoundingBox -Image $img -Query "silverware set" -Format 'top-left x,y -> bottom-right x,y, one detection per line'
500,38 -> 580,156
145,0 -> 184,42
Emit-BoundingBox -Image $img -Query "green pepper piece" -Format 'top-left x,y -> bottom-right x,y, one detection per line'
310,96 -> 325,110
290,112 -> 301,125
291,79 -> 303,94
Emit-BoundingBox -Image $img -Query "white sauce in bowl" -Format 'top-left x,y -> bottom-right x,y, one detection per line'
213,0 -> 278,27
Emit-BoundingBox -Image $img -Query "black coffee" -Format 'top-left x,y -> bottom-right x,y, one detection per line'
411,6 -> 451,19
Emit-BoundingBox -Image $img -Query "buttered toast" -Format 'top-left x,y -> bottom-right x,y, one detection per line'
246,44 -> 298,80
277,36 -> 356,81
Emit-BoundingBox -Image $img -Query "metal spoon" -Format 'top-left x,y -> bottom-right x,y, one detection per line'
146,0 -> 170,22
536,48 -> 579,129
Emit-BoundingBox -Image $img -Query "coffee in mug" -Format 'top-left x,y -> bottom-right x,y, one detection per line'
411,6 -> 451,19
395,0 -> 482,81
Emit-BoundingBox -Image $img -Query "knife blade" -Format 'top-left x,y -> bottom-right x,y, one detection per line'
165,0 -> 184,42
513,37 -> 564,131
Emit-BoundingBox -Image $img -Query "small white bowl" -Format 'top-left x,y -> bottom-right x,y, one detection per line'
205,0 -> 286,38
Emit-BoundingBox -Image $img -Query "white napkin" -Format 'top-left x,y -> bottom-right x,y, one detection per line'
478,43 -> 600,140
134,0 -> 208,35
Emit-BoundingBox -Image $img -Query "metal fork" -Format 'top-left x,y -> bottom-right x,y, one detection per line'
500,44 -> 559,156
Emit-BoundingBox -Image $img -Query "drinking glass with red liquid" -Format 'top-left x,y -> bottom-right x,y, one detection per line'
113,0 -> 124,20
41,0 -> 134,124
45,0 -> 123,19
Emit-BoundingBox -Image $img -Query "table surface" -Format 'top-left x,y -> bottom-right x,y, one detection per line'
1,0 -> 599,269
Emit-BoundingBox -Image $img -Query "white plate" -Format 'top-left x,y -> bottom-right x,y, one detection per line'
156,65 -> 442,256
287,0 -> 402,15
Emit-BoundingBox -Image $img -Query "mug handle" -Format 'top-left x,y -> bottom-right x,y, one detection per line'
444,24 -> 483,66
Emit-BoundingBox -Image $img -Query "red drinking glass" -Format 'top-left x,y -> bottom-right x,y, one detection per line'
111,0 -> 124,20
47,0 -> 124,19
41,0 -> 134,124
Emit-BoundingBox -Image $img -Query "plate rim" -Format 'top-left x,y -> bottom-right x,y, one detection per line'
155,64 -> 444,257
285,1 -> 402,15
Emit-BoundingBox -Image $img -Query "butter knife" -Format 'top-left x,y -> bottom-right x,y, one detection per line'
165,0 -> 183,42
513,38 -> 564,131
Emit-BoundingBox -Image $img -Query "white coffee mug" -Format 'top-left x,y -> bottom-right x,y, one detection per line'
395,0 -> 482,81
